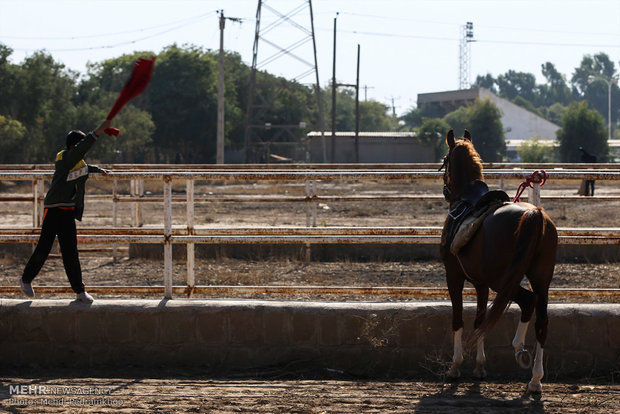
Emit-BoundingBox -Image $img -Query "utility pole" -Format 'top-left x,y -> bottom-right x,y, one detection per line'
331,14 -> 338,163
331,15 -> 361,163
355,44 -> 360,163
217,10 -> 242,164
244,0 -> 324,163
363,85 -> 375,101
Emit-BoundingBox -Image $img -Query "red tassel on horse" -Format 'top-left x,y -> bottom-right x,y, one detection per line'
104,57 -> 156,135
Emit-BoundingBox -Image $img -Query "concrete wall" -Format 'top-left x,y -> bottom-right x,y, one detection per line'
1,299 -> 618,378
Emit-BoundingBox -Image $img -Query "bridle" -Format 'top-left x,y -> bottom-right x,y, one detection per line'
439,150 -> 452,202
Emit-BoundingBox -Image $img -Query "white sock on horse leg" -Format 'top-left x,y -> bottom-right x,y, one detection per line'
473,335 -> 487,378
453,327 -> 464,366
528,342 -> 544,392
512,320 -> 529,352
476,336 -> 486,367
447,327 -> 464,378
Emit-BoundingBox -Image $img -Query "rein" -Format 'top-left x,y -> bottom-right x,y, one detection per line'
513,170 -> 547,202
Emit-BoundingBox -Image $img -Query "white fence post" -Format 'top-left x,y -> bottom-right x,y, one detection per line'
530,182 -> 541,207
186,179 -> 195,296
163,176 -> 173,299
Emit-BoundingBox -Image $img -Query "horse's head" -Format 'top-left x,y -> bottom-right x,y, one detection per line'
440,129 -> 484,204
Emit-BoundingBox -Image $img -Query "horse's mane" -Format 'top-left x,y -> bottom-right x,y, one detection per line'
448,139 -> 484,197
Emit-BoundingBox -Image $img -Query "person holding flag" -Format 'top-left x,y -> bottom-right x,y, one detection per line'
19,56 -> 155,303
19,120 -> 112,303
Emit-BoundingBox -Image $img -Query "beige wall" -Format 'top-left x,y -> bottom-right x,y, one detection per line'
1,299 -> 618,377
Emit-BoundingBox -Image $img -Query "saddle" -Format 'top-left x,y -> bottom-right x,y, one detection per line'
441,180 -> 510,255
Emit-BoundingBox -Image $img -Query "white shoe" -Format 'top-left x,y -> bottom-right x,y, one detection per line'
20,277 -> 35,298
76,291 -> 94,303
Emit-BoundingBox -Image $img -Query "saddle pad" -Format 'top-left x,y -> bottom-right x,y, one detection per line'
450,201 -> 508,255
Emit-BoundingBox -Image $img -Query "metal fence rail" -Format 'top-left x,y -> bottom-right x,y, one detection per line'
1,165 -> 619,299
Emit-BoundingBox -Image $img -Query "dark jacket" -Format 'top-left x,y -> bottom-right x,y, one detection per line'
44,133 -> 102,221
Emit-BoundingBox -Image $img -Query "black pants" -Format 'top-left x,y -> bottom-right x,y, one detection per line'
22,208 -> 84,294
585,180 -> 595,196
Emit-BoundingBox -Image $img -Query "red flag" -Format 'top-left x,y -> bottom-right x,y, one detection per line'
105,57 -> 155,135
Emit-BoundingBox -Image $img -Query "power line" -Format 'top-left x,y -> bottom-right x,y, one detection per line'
2,11 -> 219,41
9,12 -> 222,53
333,11 -> 620,38
319,27 -> 620,48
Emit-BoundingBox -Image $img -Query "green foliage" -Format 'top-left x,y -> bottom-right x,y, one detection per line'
556,101 -> 608,162
517,136 -> 556,163
0,48 -> 78,162
539,62 -> 572,106
417,118 -> 450,161
473,74 -> 497,93
323,85 -> 397,132
2,40 -> 616,165
467,99 -> 506,162
0,115 -> 26,163
497,70 -> 538,103
442,106 -> 470,136
442,99 -> 505,162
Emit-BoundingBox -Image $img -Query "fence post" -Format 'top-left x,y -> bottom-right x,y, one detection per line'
530,182 -> 541,207
112,180 -> 118,262
163,176 -> 173,299
32,180 -> 39,228
186,179 -> 195,296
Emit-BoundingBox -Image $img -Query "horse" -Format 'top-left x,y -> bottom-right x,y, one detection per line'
439,129 -> 558,393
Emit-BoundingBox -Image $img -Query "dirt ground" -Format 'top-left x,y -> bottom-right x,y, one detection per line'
1,368 -> 620,413
1,177 -> 619,412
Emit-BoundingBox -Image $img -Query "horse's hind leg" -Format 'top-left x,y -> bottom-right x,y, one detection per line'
512,286 -> 536,369
473,283 -> 488,379
528,292 -> 549,393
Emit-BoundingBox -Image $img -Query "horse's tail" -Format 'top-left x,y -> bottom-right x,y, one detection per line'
474,206 -> 547,340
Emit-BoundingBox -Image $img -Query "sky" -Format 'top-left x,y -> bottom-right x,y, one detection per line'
1,0 -> 619,116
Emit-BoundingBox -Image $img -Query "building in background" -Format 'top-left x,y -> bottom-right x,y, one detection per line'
418,88 -> 561,161
307,131 -> 434,163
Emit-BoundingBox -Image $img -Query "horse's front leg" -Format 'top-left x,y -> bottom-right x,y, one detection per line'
446,273 -> 465,379
473,284 -> 488,379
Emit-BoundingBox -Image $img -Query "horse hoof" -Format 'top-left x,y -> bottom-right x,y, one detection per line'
473,366 -> 487,379
527,380 -> 542,394
446,367 -> 461,380
515,349 -> 532,369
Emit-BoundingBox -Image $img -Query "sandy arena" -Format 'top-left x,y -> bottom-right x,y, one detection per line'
1,176 -> 619,412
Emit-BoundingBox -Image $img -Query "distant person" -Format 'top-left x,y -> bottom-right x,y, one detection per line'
579,146 -> 597,196
19,120 -> 112,303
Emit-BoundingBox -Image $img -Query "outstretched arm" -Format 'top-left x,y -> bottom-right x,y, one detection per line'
93,119 -> 112,137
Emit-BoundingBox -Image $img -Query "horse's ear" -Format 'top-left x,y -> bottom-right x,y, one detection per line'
463,129 -> 472,142
446,129 -> 455,149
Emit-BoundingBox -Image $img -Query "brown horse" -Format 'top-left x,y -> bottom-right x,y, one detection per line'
440,129 -> 557,393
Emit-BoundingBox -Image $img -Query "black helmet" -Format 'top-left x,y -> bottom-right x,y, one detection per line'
66,130 -> 85,148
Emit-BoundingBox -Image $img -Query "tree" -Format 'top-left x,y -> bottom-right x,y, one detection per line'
442,106 -> 470,137
517,136 -> 555,163
473,73 -> 497,93
467,98 -> 505,162
571,53 -> 619,127
441,99 -> 505,162
556,101 -> 608,162
496,70 -> 538,103
418,118 -> 450,161
0,115 -> 26,163
5,51 -> 79,162
539,62 -> 572,106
